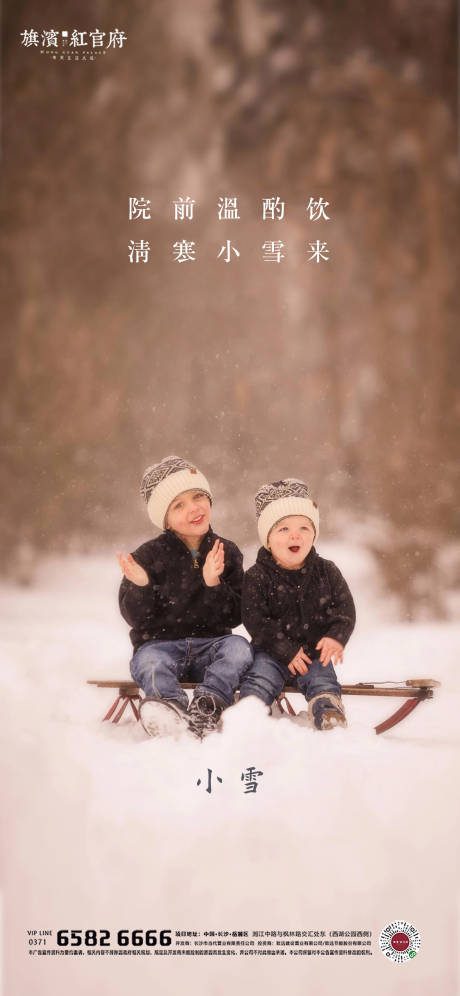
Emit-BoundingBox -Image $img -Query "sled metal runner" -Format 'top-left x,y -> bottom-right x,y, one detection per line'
87,678 -> 440,734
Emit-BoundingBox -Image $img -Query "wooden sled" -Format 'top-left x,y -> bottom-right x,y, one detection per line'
87,678 -> 440,734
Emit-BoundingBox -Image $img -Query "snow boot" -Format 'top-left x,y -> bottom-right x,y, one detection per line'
309,692 -> 347,731
139,697 -> 189,739
187,693 -> 224,740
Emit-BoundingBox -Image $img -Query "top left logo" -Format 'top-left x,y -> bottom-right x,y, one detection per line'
20,29 -> 127,62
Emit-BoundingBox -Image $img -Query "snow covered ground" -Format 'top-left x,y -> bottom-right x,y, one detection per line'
1,542 -> 459,996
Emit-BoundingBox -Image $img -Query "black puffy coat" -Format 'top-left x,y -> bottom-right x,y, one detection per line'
119,527 -> 244,651
242,546 -> 356,667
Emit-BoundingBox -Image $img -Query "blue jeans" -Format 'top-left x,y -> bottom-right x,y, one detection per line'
131,635 -> 253,710
239,650 -> 341,706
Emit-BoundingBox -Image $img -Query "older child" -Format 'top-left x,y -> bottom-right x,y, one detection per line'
239,479 -> 355,730
117,456 -> 252,738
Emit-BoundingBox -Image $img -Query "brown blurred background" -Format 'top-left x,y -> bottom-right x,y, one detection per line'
2,0 -> 459,616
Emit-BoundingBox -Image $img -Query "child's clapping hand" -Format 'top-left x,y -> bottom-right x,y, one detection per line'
117,552 -> 149,587
316,636 -> 344,667
202,540 -> 225,587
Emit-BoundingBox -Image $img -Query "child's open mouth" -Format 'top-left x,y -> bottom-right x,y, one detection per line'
190,515 -> 205,525
288,545 -> 300,553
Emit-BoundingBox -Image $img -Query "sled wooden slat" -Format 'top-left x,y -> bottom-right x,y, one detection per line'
340,684 -> 436,698
87,678 -> 439,733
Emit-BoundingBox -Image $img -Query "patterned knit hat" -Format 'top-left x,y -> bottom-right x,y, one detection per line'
255,478 -> 319,548
140,456 -> 212,529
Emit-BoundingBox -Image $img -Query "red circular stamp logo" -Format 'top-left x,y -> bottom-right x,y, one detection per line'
391,932 -> 410,951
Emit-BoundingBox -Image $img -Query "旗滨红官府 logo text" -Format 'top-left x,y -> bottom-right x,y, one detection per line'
20,28 -> 127,62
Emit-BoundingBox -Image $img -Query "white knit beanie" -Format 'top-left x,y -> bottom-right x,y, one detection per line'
255,478 -> 319,548
140,456 -> 212,529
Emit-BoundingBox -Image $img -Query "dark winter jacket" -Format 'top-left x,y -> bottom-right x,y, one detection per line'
119,527 -> 244,651
242,546 -> 356,668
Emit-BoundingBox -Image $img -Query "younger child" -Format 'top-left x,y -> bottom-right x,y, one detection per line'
239,479 -> 355,729
118,456 -> 253,738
